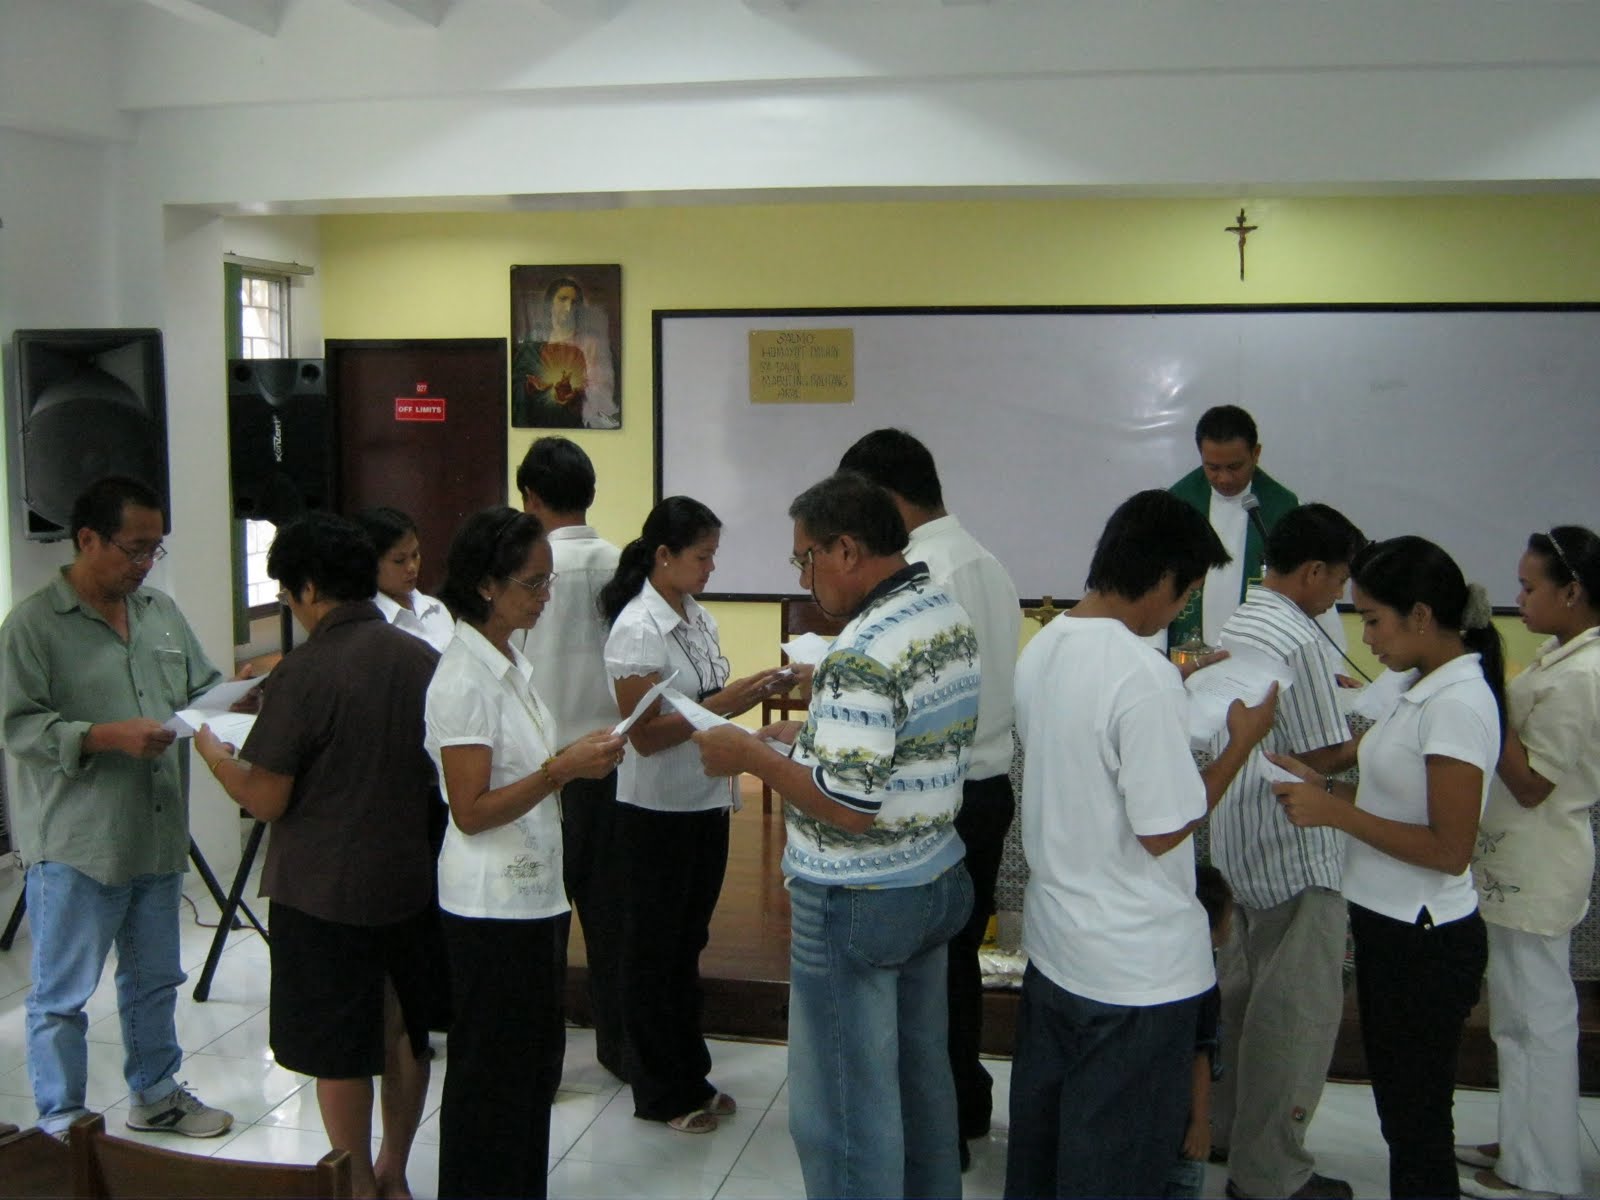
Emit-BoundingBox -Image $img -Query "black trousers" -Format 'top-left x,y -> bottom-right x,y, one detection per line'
421,785 -> 453,1031
438,911 -> 568,1200
562,770 -> 631,1080
616,803 -> 729,1120
946,771 -> 1016,1139
1349,901 -> 1487,1200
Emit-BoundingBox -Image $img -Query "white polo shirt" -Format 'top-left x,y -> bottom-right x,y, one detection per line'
604,580 -> 731,813
1474,627 -> 1600,936
513,525 -> 622,744
1344,652 -> 1500,926
1016,614 -> 1214,1007
424,621 -> 569,921
905,515 -> 1021,781
374,588 -> 455,654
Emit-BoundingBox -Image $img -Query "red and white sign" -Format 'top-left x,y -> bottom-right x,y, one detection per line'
395,397 -> 446,422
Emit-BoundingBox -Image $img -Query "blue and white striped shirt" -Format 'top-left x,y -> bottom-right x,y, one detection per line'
786,564 -> 980,888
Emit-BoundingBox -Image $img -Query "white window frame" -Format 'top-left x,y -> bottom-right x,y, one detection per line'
237,271 -> 291,612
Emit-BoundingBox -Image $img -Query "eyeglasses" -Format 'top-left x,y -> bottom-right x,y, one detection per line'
788,546 -> 817,573
508,571 -> 558,595
276,588 -> 294,606
108,537 -> 167,566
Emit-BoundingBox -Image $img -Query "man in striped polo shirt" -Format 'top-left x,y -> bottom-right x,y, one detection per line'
1209,503 -> 1365,1200
693,471 -> 980,1200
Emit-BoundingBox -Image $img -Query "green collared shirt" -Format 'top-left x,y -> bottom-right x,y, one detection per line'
0,569 -> 221,884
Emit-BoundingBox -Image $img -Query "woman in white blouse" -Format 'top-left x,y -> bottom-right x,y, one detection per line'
356,506 -> 456,653
1457,526 -> 1600,1200
1272,536 -> 1506,1200
598,496 -> 789,1134
425,507 -> 624,1200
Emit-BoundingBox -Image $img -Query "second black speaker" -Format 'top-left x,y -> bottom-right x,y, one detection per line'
227,358 -> 336,525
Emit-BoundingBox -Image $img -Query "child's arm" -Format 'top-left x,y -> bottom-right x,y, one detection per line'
1182,1050 -> 1213,1161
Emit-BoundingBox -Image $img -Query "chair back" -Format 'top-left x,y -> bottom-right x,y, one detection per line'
68,1114 -> 352,1199
1,1122 -> 71,1199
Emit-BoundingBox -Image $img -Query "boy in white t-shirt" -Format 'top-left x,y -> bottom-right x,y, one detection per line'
1007,490 -> 1277,1200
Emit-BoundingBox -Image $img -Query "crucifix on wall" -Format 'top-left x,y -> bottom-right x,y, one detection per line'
1225,208 -> 1258,281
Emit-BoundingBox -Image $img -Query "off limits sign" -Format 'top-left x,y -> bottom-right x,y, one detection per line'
396,383 -> 445,422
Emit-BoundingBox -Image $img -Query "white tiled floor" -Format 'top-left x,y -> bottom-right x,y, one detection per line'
4,872 -> 1600,1198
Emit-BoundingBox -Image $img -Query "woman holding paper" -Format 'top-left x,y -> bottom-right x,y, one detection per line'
1456,526 -> 1600,1200
600,496 -> 790,1133
424,507 -> 624,1199
1271,536 -> 1505,1200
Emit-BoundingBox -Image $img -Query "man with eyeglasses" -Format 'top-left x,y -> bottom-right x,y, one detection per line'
694,471 -> 980,1199
838,428 -> 1022,1170
0,476 -> 234,1139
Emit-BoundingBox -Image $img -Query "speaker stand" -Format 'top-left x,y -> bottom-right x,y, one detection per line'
192,819 -> 267,1002
193,602 -> 292,1002
0,837 -> 258,953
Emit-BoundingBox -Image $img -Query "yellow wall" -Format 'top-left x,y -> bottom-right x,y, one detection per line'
319,195 -> 1597,685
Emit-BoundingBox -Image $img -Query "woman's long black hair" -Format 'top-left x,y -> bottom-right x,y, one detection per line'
1352,535 -> 1507,723
599,496 -> 721,626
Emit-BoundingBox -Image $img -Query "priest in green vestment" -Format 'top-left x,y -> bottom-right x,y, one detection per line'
1167,405 -> 1299,648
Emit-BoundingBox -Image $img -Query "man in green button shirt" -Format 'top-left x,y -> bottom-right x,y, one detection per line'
0,477 -> 233,1139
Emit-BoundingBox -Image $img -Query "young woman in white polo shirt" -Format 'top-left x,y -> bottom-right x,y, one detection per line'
1273,536 -> 1506,1200
425,508 -> 625,1200
1457,526 -> 1600,1200
599,497 -> 790,1134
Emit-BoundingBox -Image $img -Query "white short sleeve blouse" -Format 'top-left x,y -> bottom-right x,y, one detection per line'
604,581 -> 732,814
1343,653 -> 1500,926
425,622 -> 569,921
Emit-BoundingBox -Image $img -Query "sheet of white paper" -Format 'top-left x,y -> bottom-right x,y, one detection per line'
662,688 -> 734,731
1183,649 -> 1294,741
781,632 -> 833,667
1343,667 -> 1418,722
1188,695 -> 1232,746
612,670 -> 680,735
168,710 -> 258,743
1205,642 -> 1298,696
1254,751 -> 1305,787
162,674 -> 269,734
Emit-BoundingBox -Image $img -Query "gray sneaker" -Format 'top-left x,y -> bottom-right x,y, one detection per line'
126,1086 -> 234,1138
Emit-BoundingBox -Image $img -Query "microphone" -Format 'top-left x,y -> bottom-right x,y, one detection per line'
1241,491 -> 1269,544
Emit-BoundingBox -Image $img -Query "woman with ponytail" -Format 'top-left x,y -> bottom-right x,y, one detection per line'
1269,535 -> 1504,1200
1456,526 -> 1600,1200
601,496 -> 791,1133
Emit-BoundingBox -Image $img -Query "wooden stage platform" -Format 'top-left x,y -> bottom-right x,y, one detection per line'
565,780 -> 1600,1093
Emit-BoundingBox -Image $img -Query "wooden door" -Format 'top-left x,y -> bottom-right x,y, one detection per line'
328,338 -> 508,593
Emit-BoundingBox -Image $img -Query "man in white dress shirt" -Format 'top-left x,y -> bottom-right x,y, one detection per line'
840,428 -> 1022,1166
514,436 -> 629,1079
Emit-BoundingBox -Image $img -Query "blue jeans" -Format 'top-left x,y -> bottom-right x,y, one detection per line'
25,863 -> 185,1132
786,867 -> 973,1200
1005,963 -> 1200,1199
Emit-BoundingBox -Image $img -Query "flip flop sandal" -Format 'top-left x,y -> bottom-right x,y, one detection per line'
666,1109 -> 718,1134
708,1092 -> 737,1118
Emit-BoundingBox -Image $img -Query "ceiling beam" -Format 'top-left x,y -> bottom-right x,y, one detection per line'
340,0 -> 455,28
135,0 -> 286,36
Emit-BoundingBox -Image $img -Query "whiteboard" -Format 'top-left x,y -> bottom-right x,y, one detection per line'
655,306 -> 1600,608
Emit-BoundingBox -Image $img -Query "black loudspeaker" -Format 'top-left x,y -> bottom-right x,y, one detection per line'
227,358 -> 336,525
5,329 -> 171,542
